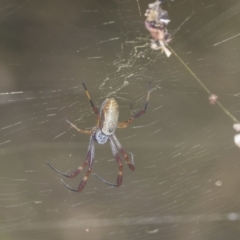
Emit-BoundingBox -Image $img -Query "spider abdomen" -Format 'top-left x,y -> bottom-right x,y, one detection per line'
100,98 -> 119,136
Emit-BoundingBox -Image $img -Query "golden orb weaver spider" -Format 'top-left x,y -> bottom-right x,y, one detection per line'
47,82 -> 152,192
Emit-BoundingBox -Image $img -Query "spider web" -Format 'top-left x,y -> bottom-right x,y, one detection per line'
0,0 -> 240,239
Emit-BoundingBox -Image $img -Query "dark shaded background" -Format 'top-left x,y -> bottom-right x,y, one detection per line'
0,0 -> 240,239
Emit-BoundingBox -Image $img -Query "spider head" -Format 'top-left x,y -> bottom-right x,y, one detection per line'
95,129 -> 109,144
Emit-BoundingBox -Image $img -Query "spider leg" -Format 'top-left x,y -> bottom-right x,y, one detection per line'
61,136 -> 95,192
82,82 -> 99,114
94,173 -> 117,186
94,155 -> 134,187
112,134 -> 135,171
117,82 -> 152,128
65,119 -> 92,134
47,148 -> 91,178
61,179 -> 79,191
61,165 -> 93,192
94,137 -> 123,187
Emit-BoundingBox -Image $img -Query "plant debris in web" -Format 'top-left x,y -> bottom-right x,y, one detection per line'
209,94 -> 218,105
144,0 -> 172,57
233,123 -> 240,148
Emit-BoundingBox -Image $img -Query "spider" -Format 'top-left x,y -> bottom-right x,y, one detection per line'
47,82 -> 152,192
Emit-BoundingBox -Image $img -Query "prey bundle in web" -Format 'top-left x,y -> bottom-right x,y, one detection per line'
144,0 -> 172,57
